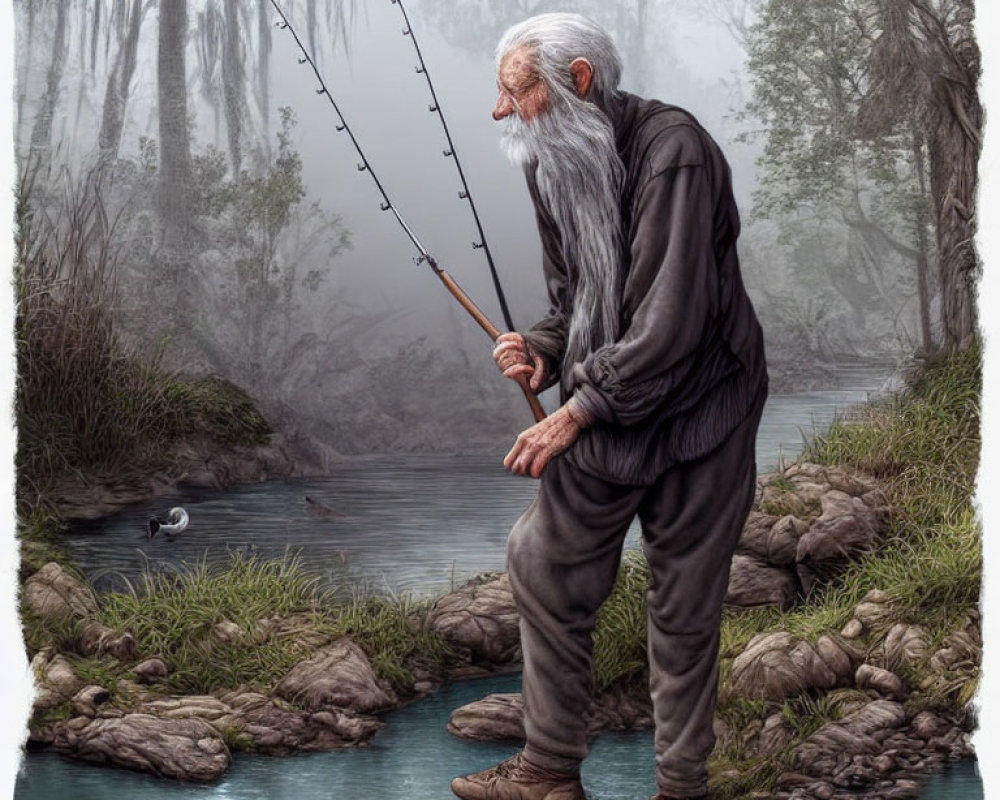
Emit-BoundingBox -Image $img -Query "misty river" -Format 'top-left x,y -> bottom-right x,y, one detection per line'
16,366 -> 984,799
60,366 -> 894,597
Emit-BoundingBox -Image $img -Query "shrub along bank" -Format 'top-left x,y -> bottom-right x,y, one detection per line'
15,175 -> 271,577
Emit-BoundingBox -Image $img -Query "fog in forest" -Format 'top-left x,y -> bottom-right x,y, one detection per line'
14,0 -> 978,462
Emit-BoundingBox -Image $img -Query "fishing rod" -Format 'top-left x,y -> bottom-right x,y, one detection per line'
268,0 -> 545,423
390,0 -> 514,334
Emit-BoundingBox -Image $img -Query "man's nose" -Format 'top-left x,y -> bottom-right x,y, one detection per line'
493,92 -> 514,121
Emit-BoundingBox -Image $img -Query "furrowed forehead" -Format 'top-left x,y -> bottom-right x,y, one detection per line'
498,46 -> 540,85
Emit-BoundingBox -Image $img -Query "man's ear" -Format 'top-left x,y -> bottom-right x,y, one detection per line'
569,57 -> 593,99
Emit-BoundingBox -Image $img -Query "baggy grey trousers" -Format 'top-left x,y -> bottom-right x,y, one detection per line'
506,404 -> 763,798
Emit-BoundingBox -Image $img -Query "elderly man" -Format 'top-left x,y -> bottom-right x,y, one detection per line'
451,13 -> 768,800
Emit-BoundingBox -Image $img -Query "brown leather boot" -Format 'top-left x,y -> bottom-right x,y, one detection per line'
451,752 -> 585,800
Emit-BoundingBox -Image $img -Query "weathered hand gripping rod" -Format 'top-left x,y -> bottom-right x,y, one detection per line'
269,0 -> 546,423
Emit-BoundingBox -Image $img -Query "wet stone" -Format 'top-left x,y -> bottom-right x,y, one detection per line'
429,574 -> 521,665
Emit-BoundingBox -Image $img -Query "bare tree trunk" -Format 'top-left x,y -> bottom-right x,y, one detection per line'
222,0 -> 246,173
307,0 -> 318,65
910,126 -> 934,353
28,0 -> 69,169
71,1 -> 89,154
98,0 -> 145,167
15,0 -> 40,155
256,0 -> 272,153
158,0 -> 192,239
91,0 -> 103,73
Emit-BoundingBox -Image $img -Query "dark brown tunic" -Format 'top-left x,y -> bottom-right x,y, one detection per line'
522,91 -> 768,485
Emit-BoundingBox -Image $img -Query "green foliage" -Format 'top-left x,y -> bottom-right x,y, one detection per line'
17,508 -> 74,584
233,107 -> 307,264
67,654 -> 129,690
93,552 -> 452,695
311,593 -> 455,691
592,550 -> 650,692
744,0 -> 912,220
220,723 -> 256,753
14,169 -> 274,524
806,346 -> 980,484
161,376 -> 271,446
779,692 -> 843,739
113,108 -> 350,396
742,0 -> 934,359
20,603 -> 81,658
95,551 -> 327,693
708,759 -> 781,800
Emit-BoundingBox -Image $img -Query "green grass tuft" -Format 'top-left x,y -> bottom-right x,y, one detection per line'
91,552 -> 453,695
592,550 -> 650,692
15,171 -> 271,537
311,592 -> 455,691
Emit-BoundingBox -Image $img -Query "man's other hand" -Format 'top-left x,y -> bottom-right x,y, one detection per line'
504,401 -> 592,478
493,332 -> 547,391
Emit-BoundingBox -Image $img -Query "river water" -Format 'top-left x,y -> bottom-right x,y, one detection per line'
14,674 -> 983,800
16,368 -> 985,799
62,370 -> 892,599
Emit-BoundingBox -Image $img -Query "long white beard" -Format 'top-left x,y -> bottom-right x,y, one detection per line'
501,93 -> 626,375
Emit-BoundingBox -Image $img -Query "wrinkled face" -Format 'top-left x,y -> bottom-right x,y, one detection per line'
493,47 -> 551,122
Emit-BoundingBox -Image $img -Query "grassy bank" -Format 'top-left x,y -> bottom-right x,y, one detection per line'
15,174 -> 270,573
588,345 -> 981,798
25,552 -> 456,728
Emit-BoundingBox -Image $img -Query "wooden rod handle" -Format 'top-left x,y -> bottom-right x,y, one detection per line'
435,267 -> 546,422
512,374 -> 546,422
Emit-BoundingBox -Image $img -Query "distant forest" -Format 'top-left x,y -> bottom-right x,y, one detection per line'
14,0 -> 982,458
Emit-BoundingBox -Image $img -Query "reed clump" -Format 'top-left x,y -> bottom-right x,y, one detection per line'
592,550 -> 649,693
15,171 -> 269,521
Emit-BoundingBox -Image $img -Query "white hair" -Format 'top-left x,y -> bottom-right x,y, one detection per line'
496,13 -> 623,112
498,14 -> 627,376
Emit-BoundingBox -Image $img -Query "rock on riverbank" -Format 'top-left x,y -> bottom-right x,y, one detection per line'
446,596 -> 978,799
435,465 -> 976,799
23,561 -> 400,783
21,458 -> 976,793
29,634 -> 391,781
728,463 -> 891,608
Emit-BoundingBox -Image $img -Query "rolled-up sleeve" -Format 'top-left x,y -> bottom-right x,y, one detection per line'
570,157 -> 721,427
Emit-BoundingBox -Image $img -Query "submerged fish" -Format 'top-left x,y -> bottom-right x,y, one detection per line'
304,495 -> 347,521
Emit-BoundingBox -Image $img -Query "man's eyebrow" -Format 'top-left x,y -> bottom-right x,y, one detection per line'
501,71 -> 541,94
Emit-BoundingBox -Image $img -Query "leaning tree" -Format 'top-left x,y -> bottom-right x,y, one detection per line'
861,0 -> 982,352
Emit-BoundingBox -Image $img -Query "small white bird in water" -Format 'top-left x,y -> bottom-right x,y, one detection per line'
147,507 -> 189,538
